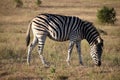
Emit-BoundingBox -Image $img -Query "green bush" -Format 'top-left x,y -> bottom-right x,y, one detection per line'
36,0 -> 42,7
97,6 -> 117,24
50,66 -> 56,73
14,0 -> 23,8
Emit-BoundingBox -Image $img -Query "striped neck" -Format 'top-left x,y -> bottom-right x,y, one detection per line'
81,21 -> 99,46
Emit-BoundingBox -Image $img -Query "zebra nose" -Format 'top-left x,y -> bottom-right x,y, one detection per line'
96,61 -> 101,67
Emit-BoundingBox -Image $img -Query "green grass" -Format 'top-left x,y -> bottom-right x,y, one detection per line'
0,0 -> 120,80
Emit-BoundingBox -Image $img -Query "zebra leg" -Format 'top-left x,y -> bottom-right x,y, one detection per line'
66,41 -> 74,65
27,37 -> 38,65
37,34 -> 49,67
76,41 -> 83,65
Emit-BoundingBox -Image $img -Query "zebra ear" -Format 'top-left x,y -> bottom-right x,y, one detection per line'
95,37 -> 102,43
97,37 -> 101,43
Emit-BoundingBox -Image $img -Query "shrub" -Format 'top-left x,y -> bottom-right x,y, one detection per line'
14,0 -> 23,8
50,66 -> 56,73
35,0 -> 42,7
97,6 -> 117,24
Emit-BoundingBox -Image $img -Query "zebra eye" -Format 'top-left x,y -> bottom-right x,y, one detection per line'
95,39 -> 99,45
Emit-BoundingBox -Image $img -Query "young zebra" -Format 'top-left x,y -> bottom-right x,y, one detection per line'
26,13 -> 103,67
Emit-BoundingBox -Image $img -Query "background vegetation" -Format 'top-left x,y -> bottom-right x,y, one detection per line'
14,0 -> 23,7
0,0 -> 120,80
97,6 -> 117,24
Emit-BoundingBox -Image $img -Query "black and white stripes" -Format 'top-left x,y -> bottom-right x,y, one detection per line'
26,13 -> 103,67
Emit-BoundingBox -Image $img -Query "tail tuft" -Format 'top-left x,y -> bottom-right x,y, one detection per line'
26,34 -> 30,46
26,23 -> 31,46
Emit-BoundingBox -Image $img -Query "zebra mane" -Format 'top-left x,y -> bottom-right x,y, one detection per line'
83,20 -> 93,25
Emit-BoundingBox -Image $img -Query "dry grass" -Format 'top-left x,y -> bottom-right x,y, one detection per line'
0,0 -> 120,80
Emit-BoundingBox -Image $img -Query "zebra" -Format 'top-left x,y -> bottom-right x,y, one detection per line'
26,13 -> 103,67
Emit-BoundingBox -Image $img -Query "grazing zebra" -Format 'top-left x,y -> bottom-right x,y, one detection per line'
26,13 -> 103,67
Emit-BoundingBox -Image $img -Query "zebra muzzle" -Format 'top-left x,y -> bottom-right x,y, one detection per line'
96,61 -> 101,67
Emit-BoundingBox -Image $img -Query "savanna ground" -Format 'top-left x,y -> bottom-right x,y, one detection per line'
0,0 -> 120,80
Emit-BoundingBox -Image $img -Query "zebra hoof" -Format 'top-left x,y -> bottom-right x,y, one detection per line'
27,62 -> 30,66
67,61 -> 71,66
80,62 -> 84,66
44,62 -> 50,68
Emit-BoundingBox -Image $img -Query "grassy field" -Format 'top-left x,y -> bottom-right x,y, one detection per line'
0,0 -> 120,80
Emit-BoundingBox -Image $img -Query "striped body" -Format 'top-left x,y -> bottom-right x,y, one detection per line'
31,14 -> 98,44
26,13 -> 103,67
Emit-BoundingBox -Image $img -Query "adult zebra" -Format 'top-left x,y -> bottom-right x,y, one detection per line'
26,13 -> 103,67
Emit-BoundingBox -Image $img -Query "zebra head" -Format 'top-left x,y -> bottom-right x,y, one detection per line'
90,37 -> 103,66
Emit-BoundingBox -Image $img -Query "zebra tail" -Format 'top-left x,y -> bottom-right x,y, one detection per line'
26,22 -> 32,46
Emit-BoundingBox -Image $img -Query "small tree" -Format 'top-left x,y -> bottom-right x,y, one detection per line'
97,6 -> 117,24
35,0 -> 42,7
14,0 -> 23,8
